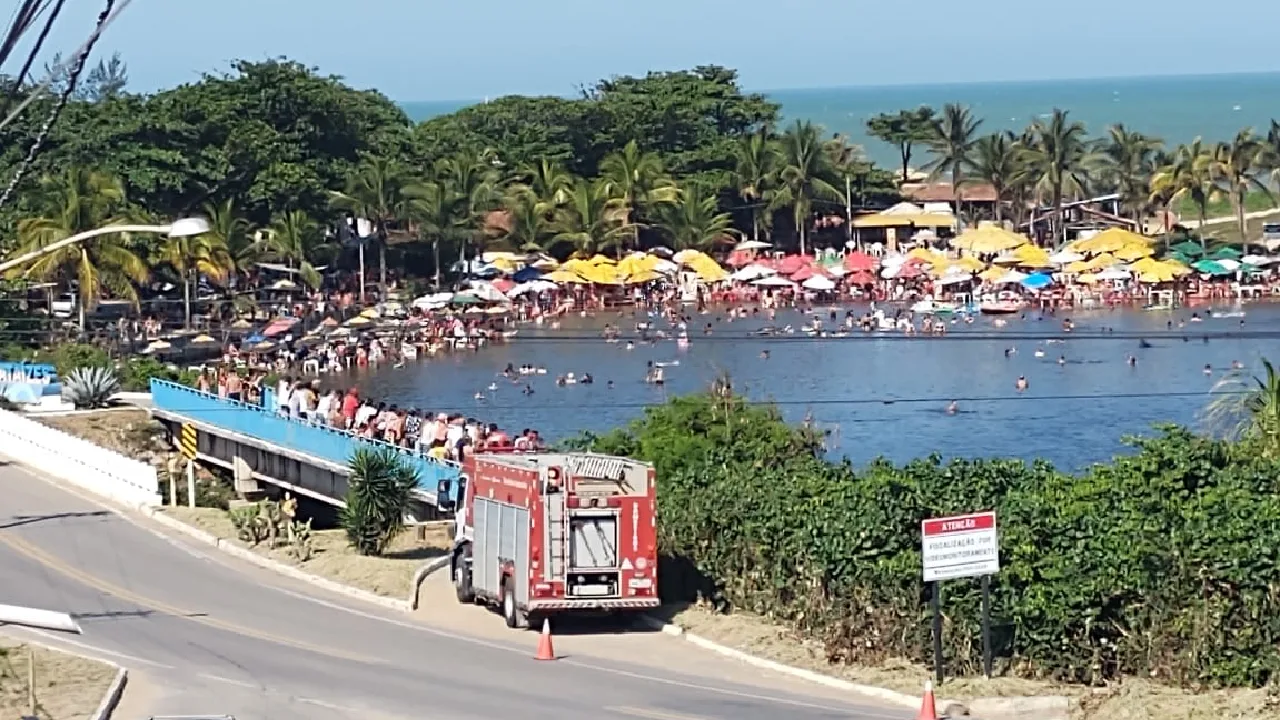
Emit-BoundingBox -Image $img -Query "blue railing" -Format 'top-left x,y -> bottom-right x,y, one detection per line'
149,379 -> 461,501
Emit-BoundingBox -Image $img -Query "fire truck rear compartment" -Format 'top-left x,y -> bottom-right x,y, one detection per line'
568,512 -> 619,597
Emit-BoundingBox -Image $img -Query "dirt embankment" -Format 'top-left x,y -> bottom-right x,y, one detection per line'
0,637 -> 117,720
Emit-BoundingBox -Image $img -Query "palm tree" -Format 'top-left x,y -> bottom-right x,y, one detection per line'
733,130 -> 781,243
1098,124 -> 1163,224
826,133 -> 872,246
1202,359 -> 1280,458
434,153 -> 504,271
1150,139 -> 1217,251
969,132 -> 1023,224
922,103 -> 982,219
516,159 -> 574,209
158,225 -> 233,328
202,199 -> 255,275
549,179 -> 622,257
501,187 -> 558,252
1208,129 -> 1271,244
773,120 -> 841,256
599,140 -> 675,257
406,179 -> 470,288
329,155 -> 418,302
5,168 -> 148,331
260,210 -> 326,290
1020,109 -> 1097,245
658,184 -> 740,251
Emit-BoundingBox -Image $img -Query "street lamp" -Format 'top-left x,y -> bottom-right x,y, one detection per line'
0,217 -> 211,274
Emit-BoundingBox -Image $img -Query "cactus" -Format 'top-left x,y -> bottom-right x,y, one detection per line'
259,500 -> 282,547
287,519 -> 313,562
64,366 -> 120,409
229,504 -> 269,545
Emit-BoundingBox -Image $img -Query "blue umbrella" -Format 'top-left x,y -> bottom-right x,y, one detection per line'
244,333 -> 266,344
1021,272 -> 1053,289
512,266 -> 543,282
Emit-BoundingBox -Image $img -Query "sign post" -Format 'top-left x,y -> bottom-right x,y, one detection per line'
179,424 -> 198,508
921,511 -> 1000,683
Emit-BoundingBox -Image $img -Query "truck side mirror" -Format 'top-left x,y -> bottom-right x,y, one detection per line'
436,479 -> 455,511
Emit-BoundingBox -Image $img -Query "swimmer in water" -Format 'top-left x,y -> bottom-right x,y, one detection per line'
1127,355 -> 1137,366
523,384 -> 535,395
1015,376 -> 1029,391
1203,364 -> 1212,375
945,400 -> 958,415
1232,360 -> 1244,370
760,349 -> 770,360
1057,355 -> 1066,366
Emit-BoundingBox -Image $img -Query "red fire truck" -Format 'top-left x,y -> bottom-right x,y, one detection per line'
442,452 -> 660,628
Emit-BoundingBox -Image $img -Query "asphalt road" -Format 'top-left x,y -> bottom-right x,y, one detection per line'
0,459 -> 908,720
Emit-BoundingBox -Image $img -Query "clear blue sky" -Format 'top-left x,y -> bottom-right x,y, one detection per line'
32,0 -> 1280,101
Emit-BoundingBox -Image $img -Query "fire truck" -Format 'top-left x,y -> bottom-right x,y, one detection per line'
437,452 -> 660,628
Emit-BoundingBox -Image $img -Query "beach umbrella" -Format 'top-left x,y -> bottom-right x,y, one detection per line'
1049,250 -> 1084,265
937,271 -> 974,286
1021,272 -> 1054,290
1074,272 -> 1100,284
846,270 -> 876,285
790,265 -> 828,282
491,278 -> 516,294
1241,254 -> 1273,266
1094,268 -> 1132,281
243,333 -> 265,344
775,255 -> 810,275
346,316 -> 372,326
143,340 -> 172,354
1073,228 -> 1151,254
801,275 -> 836,291
230,318 -> 253,330
1208,247 -> 1242,261
544,269 -> 587,284
190,334 -> 219,346
950,226 -> 1027,254
1169,240 -> 1204,256
450,293 -> 483,305
994,269 -> 1029,285
625,269 -> 663,284
734,240 -> 772,251
842,250 -> 878,272
511,266 -> 542,282
752,275 -> 796,287
358,308 -> 380,319
1192,259 -> 1231,275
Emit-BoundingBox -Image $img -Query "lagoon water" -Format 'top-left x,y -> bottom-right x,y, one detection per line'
400,72 -> 1280,170
352,303 -> 1280,471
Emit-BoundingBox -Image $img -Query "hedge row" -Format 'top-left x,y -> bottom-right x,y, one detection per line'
576,391 -> 1280,687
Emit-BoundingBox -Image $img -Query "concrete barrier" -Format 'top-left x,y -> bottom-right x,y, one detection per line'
0,408 -> 162,507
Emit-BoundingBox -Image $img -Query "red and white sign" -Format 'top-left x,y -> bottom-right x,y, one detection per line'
921,511 -> 999,582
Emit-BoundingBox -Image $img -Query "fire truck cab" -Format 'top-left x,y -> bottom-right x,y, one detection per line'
440,452 -> 659,628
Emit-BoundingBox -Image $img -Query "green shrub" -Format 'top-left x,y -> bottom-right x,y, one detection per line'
341,447 -> 419,556
582,391 -> 1280,688
116,356 -> 182,391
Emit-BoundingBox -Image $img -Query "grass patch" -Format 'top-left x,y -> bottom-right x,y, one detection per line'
0,636 -> 116,720
665,604 -> 1279,719
1173,188 -> 1277,220
36,408 -> 161,457
159,506 -> 451,599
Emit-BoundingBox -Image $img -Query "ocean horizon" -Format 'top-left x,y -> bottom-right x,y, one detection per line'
399,72 -> 1280,169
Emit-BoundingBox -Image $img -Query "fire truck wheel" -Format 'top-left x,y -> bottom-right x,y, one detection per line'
501,577 -> 529,628
453,559 -> 475,604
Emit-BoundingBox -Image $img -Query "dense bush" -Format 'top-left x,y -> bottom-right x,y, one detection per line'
341,448 -> 419,556
580,391 -> 1280,688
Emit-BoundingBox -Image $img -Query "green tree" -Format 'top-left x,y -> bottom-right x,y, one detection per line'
969,132 -> 1023,224
158,224 -> 234,328
3,168 -> 148,331
501,187 -> 557,252
406,179 -> 469,287
330,154 -> 420,300
1020,109 -> 1097,245
1203,359 -> 1280,458
340,447 -> 419,556
1097,124 -> 1163,224
548,179 -> 623,257
773,120 -> 840,256
658,184 -> 739,251
1150,139 -> 1217,251
202,199 -> 256,275
433,153 -> 504,269
865,106 -> 937,184
259,210 -> 327,289
922,103 -> 982,219
599,140 -> 675,256
732,130 -> 781,243
1208,128 -> 1271,244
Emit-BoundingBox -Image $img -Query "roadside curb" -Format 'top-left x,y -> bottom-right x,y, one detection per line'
91,665 -> 129,720
142,508 -> 411,613
409,556 -> 452,610
638,615 -> 1070,720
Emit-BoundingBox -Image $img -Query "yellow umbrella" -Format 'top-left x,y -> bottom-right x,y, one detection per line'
952,256 -> 987,272
347,316 -> 372,326
1075,272 -> 1100,284
696,265 -> 729,282
1136,267 -> 1177,283
978,266 -> 1006,282
1074,227 -> 1151,254
950,226 -> 1027,254
359,308 -> 380,319
1113,244 -> 1153,261
491,256 -> 517,272
1128,257 -> 1165,275
1011,244 -> 1054,268
1162,259 -> 1192,276
1085,253 -> 1118,271
1064,260 -> 1092,273
588,254 -> 616,265
545,269 -> 587,284
625,269 -> 663,284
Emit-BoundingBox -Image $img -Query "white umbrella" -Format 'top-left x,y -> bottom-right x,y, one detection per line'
731,264 -> 776,282
937,272 -> 974,286
1241,254 -> 1273,266
801,276 -> 836,291
1094,268 -> 1132,281
752,276 -> 796,287
994,269 -> 1029,284
413,292 -> 453,307
1049,250 -> 1085,264
1215,259 -> 1241,272
652,258 -> 680,275
733,240 -> 773,251
467,281 -> 510,303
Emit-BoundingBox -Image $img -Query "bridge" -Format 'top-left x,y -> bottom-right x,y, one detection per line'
147,379 -> 461,513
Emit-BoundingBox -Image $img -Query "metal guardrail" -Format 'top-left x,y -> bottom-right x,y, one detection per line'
148,379 -> 461,500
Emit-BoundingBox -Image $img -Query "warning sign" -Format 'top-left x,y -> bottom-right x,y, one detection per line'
921,511 -> 999,582
179,423 -> 198,460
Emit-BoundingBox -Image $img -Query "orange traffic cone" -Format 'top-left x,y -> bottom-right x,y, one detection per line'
915,680 -> 938,720
535,617 -> 556,661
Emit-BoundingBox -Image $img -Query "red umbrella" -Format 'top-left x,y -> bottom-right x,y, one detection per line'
846,270 -> 876,285
790,265 -> 831,282
776,255 -> 809,275
726,250 -> 754,267
492,279 -> 516,293
843,251 -> 878,272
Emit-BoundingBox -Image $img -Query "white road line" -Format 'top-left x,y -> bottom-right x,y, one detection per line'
197,672 -> 258,689
10,626 -> 173,669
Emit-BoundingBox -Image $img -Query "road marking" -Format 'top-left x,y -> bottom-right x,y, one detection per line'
608,706 -> 711,720
197,672 -> 258,689
6,626 -> 173,669
0,532 -> 386,667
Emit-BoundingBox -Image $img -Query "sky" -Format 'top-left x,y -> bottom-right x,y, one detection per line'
22,0 -> 1280,101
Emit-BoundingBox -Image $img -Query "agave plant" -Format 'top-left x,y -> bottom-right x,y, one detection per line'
64,366 -> 120,409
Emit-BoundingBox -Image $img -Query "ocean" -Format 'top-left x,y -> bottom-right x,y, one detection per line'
399,72 -> 1280,169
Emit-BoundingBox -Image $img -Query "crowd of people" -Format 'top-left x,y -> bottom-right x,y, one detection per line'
271,376 -> 544,464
